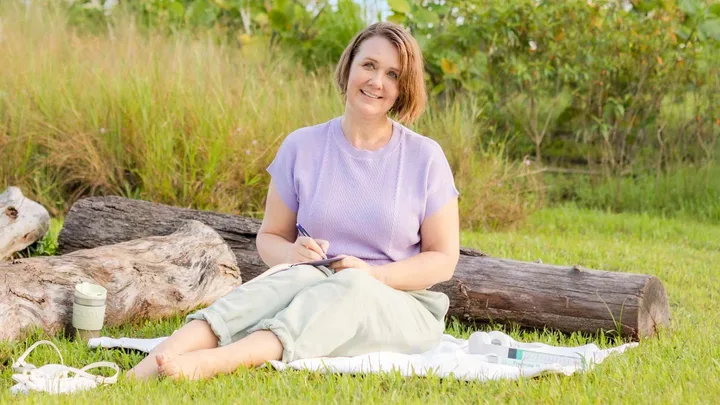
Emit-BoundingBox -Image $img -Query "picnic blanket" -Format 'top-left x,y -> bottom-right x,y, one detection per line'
88,331 -> 637,381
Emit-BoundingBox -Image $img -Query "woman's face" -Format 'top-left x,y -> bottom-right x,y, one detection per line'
345,36 -> 401,119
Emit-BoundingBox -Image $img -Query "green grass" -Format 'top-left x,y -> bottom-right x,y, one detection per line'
2,205 -> 717,404
545,165 -> 720,223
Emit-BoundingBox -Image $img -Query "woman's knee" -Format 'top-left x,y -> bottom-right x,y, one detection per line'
328,268 -> 386,295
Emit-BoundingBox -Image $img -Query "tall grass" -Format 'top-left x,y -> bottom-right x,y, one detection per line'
0,2 -> 536,228
417,99 -> 542,229
545,165 -> 720,223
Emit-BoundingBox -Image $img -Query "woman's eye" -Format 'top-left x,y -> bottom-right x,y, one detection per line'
388,71 -> 398,79
363,62 -> 374,69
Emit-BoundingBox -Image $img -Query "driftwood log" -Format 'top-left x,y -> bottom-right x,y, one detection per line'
58,196 -> 671,340
0,186 -> 50,261
0,220 -> 241,342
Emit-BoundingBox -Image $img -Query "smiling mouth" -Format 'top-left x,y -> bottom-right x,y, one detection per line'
361,89 -> 381,99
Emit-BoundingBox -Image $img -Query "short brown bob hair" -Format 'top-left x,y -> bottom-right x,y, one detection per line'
334,22 -> 427,125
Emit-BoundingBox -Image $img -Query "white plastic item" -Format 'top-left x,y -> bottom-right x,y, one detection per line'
468,331 -> 587,369
471,342 -> 585,368
468,331 -> 516,349
10,340 -> 120,395
72,282 -> 107,332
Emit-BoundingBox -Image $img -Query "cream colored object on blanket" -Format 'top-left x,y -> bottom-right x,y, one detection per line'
88,331 -> 637,381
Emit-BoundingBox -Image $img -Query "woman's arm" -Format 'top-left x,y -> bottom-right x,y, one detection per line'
256,181 -> 297,267
256,180 -> 329,267
373,196 -> 460,291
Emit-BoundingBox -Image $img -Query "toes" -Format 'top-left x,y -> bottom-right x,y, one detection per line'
156,353 -> 170,366
155,354 -> 175,376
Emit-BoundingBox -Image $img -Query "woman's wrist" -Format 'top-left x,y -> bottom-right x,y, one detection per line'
369,265 -> 386,284
257,233 -> 295,267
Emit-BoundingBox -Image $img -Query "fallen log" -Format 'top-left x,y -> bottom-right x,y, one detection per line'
433,254 -> 670,341
0,220 -> 241,342
59,196 -> 267,281
58,196 -> 670,340
0,186 -> 50,261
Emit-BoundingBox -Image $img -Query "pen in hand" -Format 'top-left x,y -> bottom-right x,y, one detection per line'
296,223 -> 328,259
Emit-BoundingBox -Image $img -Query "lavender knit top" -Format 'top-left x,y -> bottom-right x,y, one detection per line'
267,116 -> 459,266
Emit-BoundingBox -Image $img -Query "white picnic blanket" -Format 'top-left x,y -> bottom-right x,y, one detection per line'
88,331 -> 637,381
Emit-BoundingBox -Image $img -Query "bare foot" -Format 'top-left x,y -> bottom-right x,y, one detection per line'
156,352 -> 217,381
127,354 -> 164,381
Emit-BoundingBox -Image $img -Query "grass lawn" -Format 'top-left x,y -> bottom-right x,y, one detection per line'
1,205 -> 717,404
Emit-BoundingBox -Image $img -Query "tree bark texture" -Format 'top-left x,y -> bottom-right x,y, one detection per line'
1,220 -> 241,342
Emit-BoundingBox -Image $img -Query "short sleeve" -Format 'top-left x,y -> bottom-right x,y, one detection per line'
424,144 -> 459,220
266,136 -> 299,212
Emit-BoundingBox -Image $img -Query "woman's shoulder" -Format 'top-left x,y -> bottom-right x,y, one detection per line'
283,118 -> 336,147
395,122 -> 448,162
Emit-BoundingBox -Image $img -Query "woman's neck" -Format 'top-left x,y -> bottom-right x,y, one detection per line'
340,112 -> 393,151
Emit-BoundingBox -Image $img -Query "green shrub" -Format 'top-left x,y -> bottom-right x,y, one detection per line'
388,0 -> 719,173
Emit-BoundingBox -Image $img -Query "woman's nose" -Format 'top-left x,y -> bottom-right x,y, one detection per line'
367,72 -> 383,89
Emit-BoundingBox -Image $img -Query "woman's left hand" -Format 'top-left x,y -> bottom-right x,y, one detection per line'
329,255 -> 371,272
329,255 -> 385,283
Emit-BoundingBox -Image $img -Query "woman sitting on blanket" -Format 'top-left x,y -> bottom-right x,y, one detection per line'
128,21 -> 460,381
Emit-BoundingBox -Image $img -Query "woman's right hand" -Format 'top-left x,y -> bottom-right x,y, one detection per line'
285,236 -> 329,264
